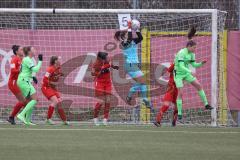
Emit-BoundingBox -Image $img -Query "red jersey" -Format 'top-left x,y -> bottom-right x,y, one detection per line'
42,65 -> 63,88
167,63 -> 176,88
92,59 -> 111,83
9,56 -> 22,81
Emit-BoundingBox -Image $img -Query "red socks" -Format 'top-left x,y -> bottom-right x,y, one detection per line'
156,105 -> 169,123
47,103 -> 67,121
94,103 -> 102,118
173,109 -> 178,123
47,106 -> 54,119
104,103 -> 110,119
57,107 -> 67,122
94,102 -> 110,119
10,102 -> 25,117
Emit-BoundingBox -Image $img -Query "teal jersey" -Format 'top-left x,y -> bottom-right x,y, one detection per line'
174,48 -> 195,75
123,41 -> 139,64
18,56 -> 42,81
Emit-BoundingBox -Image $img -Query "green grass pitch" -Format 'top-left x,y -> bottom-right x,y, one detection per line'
0,124 -> 240,160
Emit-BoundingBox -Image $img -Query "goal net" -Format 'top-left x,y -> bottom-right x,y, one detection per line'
0,9 -> 233,126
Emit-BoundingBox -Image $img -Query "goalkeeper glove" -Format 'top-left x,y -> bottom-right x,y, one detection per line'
32,77 -> 38,84
38,54 -> 43,61
112,65 -> 119,70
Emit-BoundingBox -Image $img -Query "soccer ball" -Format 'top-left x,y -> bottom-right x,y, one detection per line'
131,19 -> 140,31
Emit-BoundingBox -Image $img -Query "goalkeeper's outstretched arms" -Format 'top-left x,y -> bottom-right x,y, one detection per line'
128,20 -> 143,44
114,20 -> 143,48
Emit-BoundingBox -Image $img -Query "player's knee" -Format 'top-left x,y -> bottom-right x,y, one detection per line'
54,100 -> 59,106
105,96 -> 111,103
192,80 -> 202,91
195,84 -> 202,91
163,101 -> 170,106
198,84 -> 203,91
97,98 -> 105,105
161,105 -> 169,112
32,97 -> 39,102
178,93 -> 183,99
50,100 -> 58,107
174,109 -> 178,114
57,98 -> 62,104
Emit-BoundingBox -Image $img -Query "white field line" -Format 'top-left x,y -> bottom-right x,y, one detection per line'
0,127 -> 239,134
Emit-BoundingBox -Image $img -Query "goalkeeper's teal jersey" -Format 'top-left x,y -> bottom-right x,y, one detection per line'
18,56 -> 42,81
123,41 -> 139,64
174,48 -> 195,75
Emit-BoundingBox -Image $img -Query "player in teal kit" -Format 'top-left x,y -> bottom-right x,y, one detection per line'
174,40 -> 213,119
114,21 -> 152,108
17,46 -> 43,125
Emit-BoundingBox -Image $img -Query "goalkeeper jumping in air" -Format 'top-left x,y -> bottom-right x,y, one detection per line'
17,46 -> 43,125
114,20 -> 152,108
174,27 -> 213,119
91,52 -> 119,126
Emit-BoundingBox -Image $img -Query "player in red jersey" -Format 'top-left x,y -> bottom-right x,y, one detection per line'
41,56 -> 68,125
154,63 -> 178,127
7,45 -> 26,124
91,52 -> 119,126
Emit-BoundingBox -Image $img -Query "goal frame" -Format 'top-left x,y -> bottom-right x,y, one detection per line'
0,8 -> 223,126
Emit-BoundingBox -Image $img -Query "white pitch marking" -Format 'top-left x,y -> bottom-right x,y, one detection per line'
0,127 -> 239,134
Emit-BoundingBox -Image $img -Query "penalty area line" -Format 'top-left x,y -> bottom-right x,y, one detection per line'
0,127 -> 239,134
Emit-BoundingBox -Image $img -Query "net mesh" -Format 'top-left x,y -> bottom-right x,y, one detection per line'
0,10 -> 233,126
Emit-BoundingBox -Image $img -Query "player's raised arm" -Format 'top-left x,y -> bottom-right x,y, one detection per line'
31,54 -> 43,73
133,30 -> 143,44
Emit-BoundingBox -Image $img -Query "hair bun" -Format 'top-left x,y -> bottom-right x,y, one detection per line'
12,45 -> 20,55
12,45 -> 17,50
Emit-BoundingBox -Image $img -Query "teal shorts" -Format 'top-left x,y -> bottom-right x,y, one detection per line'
17,78 -> 36,98
174,72 -> 196,88
124,63 -> 144,78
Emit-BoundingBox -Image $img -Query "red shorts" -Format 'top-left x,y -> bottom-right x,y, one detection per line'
8,80 -> 21,96
95,81 -> 112,97
163,87 -> 178,104
42,86 -> 60,100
